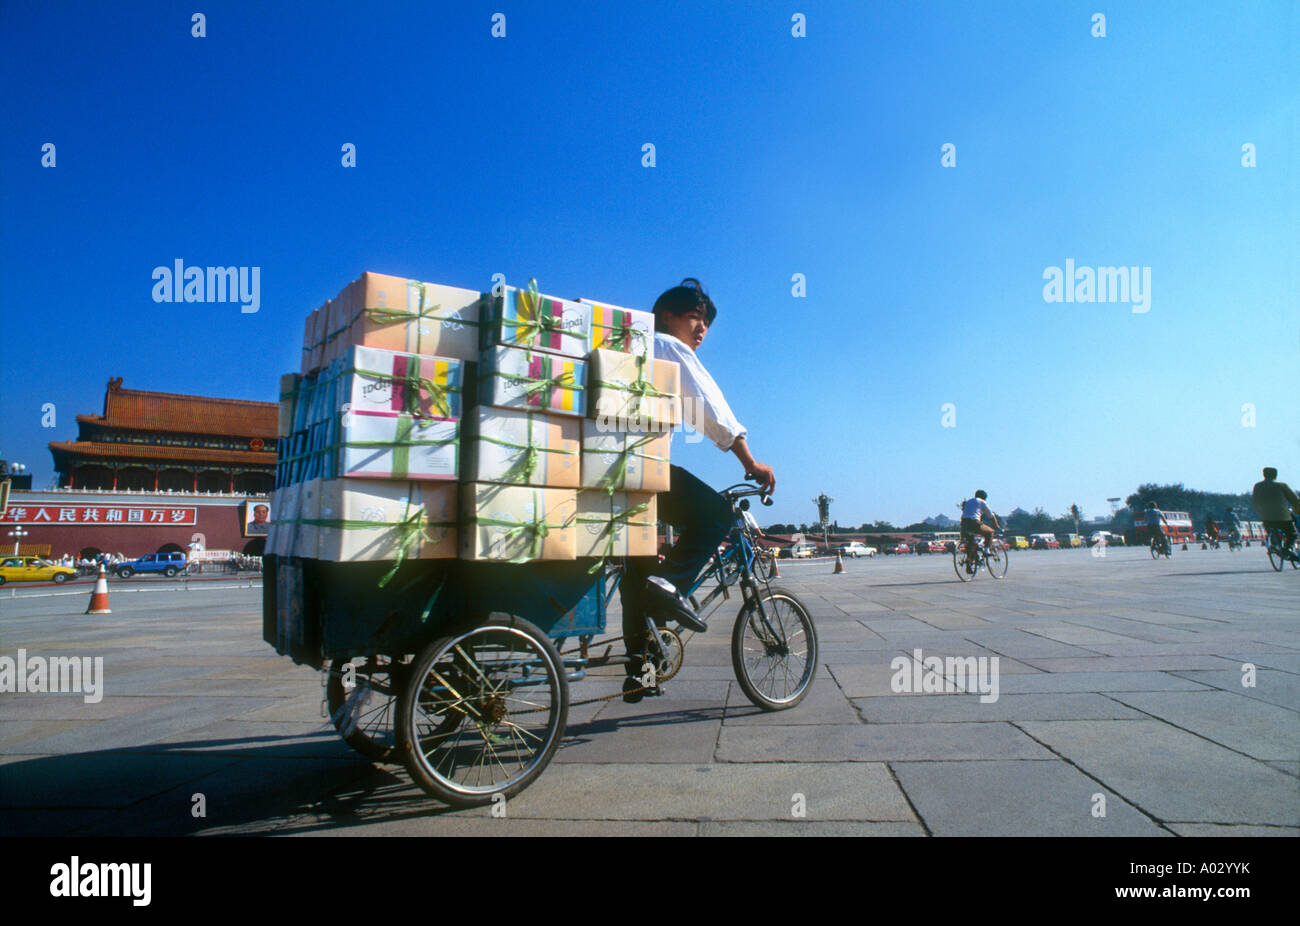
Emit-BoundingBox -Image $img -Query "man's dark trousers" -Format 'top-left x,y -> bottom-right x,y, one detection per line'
620,465 -> 732,672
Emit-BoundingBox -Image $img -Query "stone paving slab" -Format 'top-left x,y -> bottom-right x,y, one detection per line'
852,693 -> 1147,724
826,659 -> 1038,700
486,762 -> 918,821
555,703 -> 723,764
900,611 -> 995,630
1014,655 -> 1242,673
0,693 -> 178,721
890,759 -> 1169,836
994,671 -> 1213,695
1015,720 -> 1300,826
143,720 -> 359,759
1221,653 -> 1300,675
0,749 -> 239,810
72,755 -> 378,836
231,693 -> 329,723
698,820 -> 924,836
1084,641 -> 1300,658
1105,690 -> 1300,761
0,697 -> 276,754
958,630 -> 1107,659
716,722 -> 1054,762
1167,823 -> 1300,837
295,818 -> 701,837
1022,626 -> 1149,646
723,677 -> 860,725
1168,669 -> 1300,711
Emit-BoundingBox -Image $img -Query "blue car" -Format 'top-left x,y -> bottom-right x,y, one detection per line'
116,551 -> 188,579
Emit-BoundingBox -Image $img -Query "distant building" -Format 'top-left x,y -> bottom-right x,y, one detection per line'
1009,507 -> 1031,519
3,379 -> 277,559
49,378 -> 276,494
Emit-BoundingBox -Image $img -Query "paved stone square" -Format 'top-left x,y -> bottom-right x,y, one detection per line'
1,547 -> 1297,836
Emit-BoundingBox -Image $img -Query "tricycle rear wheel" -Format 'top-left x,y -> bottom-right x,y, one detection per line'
327,655 -> 404,762
397,613 -> 568,807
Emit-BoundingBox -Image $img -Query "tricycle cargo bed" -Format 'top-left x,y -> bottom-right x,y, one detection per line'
263,555 -> 606,668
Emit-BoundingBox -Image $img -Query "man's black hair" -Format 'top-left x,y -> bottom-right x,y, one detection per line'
1263,467 -> 1278,480
974,490 -> 987,500
652,278 -> 717,332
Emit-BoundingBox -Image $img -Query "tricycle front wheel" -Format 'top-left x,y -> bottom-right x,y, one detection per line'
397,614 -> 568,807
731,587 -> 818,711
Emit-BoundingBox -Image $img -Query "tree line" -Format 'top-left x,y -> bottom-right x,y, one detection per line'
766,483 -> 1255,536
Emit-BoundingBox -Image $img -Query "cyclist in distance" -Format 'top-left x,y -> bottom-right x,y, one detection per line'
1224,507 -> 1243,546
619,278 -> 776,700
1251,467 -> 1300,551
1204,512 -> 1220,547
959,490 -> 1001,572
1145,502 -> 1170,555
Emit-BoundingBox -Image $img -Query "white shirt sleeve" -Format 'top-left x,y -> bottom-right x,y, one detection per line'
655,332 -> 747,451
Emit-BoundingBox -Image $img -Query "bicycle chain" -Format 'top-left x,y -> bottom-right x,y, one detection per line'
557,628 -> 689,707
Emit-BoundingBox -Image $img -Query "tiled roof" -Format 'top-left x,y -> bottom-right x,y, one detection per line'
49,441 -> 274,466
79,382 -> 278,439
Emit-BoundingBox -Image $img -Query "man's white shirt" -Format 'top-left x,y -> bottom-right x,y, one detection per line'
655,331 -> 747,451
962,497 -> 993,522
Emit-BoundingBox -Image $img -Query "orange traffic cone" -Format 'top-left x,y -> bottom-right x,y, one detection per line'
770,556 -> 780,578
833,553 -> 844,574
86,564 -> 111,614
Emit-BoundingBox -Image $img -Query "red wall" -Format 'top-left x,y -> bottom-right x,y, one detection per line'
4,493 -> 265,557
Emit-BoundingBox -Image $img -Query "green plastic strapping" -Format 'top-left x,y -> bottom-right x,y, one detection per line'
504,278 -> 588,349
578,500 -> 653,572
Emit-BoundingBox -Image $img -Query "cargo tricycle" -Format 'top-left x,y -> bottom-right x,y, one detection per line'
264,482 -> 817,807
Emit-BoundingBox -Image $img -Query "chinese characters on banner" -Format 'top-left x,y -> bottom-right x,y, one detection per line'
0,505 -> 198,526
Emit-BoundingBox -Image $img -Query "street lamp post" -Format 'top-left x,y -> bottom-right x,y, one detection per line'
9,527 -> 29,556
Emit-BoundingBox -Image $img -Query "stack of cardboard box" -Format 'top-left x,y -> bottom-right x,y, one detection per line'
270,274 -> 682,581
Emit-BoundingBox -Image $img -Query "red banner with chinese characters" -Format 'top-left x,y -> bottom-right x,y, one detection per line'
0,504 -> 198,526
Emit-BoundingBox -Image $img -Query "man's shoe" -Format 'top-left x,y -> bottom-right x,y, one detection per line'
644,576 -> 707,633
621,677 -> 665,703
622,677 -> 645,703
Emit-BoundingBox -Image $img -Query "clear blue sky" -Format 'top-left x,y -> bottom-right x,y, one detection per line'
2,0 -> 1296,528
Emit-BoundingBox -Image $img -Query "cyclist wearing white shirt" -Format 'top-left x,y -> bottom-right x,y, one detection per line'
619,278 -> 776,701
959,490 -> 1000,550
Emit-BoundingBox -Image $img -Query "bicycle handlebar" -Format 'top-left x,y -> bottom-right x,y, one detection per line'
723,482 -> 773,506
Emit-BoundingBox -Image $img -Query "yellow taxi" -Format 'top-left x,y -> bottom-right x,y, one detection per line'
0,555 -> 78,585
1010,535 -> 1030,550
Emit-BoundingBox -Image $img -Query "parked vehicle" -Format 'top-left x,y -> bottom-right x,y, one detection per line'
1009,535 -> 1030,550
1059,533 -> 1083,548
884,543 -> 912,555
789,542 -> 817,559
1029,534 -> 1060,550
0,556 -> 78,585
837,542 -> 877,558
116,551 -> 188,579
917,540 -> 948,554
